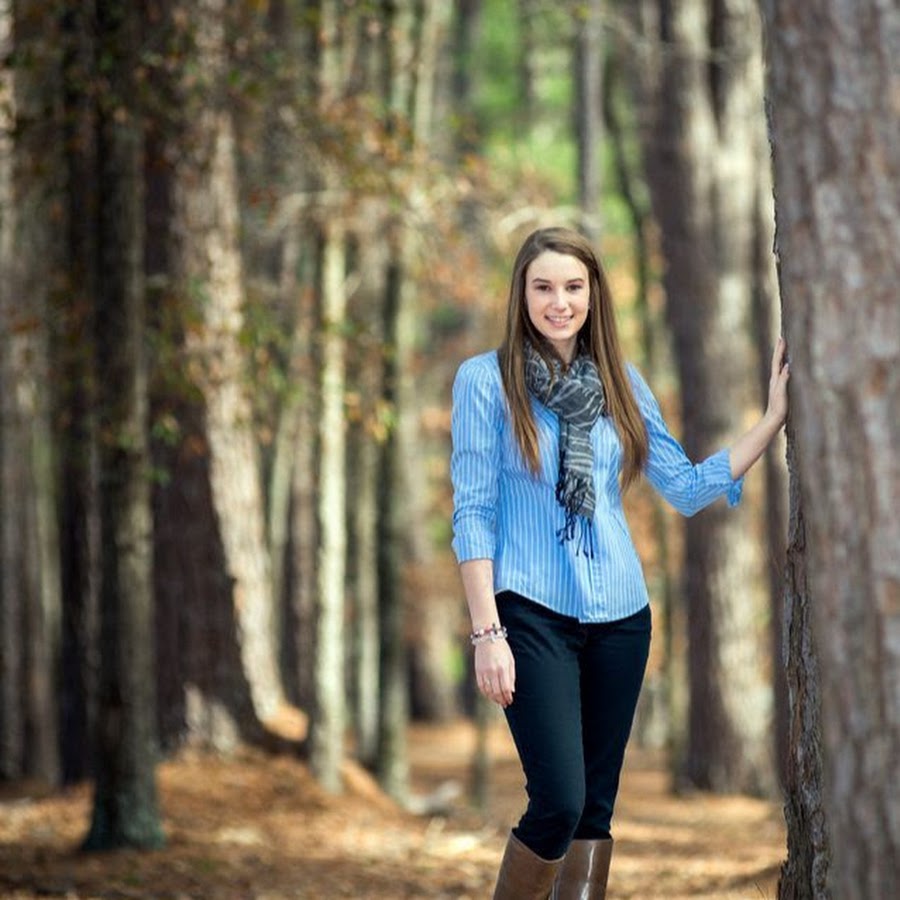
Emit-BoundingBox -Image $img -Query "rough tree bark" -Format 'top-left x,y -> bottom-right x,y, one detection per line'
763,2 -> 900,896
777,437 -> 829,898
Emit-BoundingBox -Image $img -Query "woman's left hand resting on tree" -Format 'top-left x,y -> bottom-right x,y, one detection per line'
729,337 -> 790,480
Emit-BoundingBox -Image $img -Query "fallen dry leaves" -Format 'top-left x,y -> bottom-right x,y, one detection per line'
0,720 -> 785,899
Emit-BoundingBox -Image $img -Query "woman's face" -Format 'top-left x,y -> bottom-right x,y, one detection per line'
524,250 -> 590,363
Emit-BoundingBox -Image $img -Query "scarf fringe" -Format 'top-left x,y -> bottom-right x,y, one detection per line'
556,512 -> 595,559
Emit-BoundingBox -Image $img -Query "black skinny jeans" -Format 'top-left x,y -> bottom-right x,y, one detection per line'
497,591 -> 652,861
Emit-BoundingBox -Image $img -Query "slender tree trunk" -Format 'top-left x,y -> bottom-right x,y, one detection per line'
377,293 -> 410,798
634,0 -> 778,796
347,209 -> 387,766
517,0 -> 539,133
451,0 -> 483,158
349,417 -> 381,763
376,0 -> 417,802
573,0 -> 603,242
287,262 -> 319,718
763,2 -> 900,895
304,0 -> 350,792
310,221 -> 348,792
0,0 -> 62,786
0,0 -> 22,780
266,226 -> 305,705
84,0 -> 163,849
58,0 -> 100,785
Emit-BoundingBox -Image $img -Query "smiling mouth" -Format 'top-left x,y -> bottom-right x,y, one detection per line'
546,316 -> 573,326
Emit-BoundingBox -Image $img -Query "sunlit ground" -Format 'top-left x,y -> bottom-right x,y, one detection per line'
0,719 -> 784,899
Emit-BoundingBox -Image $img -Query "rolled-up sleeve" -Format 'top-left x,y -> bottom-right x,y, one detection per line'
450,358 -> 502,562
629,366 -> 743,517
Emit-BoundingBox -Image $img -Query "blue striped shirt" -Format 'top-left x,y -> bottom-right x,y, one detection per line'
450,350 -> 743,623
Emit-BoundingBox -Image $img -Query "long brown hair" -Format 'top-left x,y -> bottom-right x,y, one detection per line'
497,227 -> 648,491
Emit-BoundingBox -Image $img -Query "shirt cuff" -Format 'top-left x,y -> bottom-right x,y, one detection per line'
710,448 -> 743,507
451,528 -> 495,563
727,474 -> 744,507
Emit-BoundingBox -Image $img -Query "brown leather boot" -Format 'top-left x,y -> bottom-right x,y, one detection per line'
550,838 -> 613,899
492,832 -> 564,900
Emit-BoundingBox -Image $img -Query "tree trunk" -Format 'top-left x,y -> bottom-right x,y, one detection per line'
0,0 -> 62,786
303,0 -> 351,792
0,0 -> 22,780
751,162 -> 790,785
83,0 -> 163,849
375,0 -> 452,800
573,0 -> 603,242
347,211 -> 388,766
517,0 -> 539,134
777,437 -> 829,897
174,0 -> 284,726
310,221 -> 348,793
287,264 -> 319,718
58,0 -> 100,785
450,0 -> 483,158
634,0 -> 778,796
763,2 -> 900,895
603,40 -> 677,751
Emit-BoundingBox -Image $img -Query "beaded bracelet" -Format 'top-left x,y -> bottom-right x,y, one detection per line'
469,623 -> 508,646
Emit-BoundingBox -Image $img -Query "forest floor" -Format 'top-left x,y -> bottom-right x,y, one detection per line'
0,718 -> 785,899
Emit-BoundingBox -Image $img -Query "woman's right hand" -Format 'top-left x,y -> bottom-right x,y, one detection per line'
475,639 -> 516,707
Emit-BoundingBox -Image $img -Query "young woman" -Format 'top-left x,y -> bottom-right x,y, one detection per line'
450,227 -> 789,899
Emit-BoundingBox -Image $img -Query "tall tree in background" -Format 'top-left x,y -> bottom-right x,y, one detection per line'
632,0 -> 778,796
573,0 -> 603,241
256,0 -> 316,718
306,0 -> 350,794
517,0 -> 539,134
84,0 -> 163,850
172,0 -> 284,729
0,0 -> 19,783
376,0 -> 452,802
0,0 -> 62,787
344,5 -> 391,766
763,1 -> 900,896
58,0 -> 100,784
602,33 -> 679,751
311,217 -> 348,792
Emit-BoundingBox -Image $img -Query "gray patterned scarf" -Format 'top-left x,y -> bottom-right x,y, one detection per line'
524,343 -> 607,554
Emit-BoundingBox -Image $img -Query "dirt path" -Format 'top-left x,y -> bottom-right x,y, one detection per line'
0,720 -> 785,899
